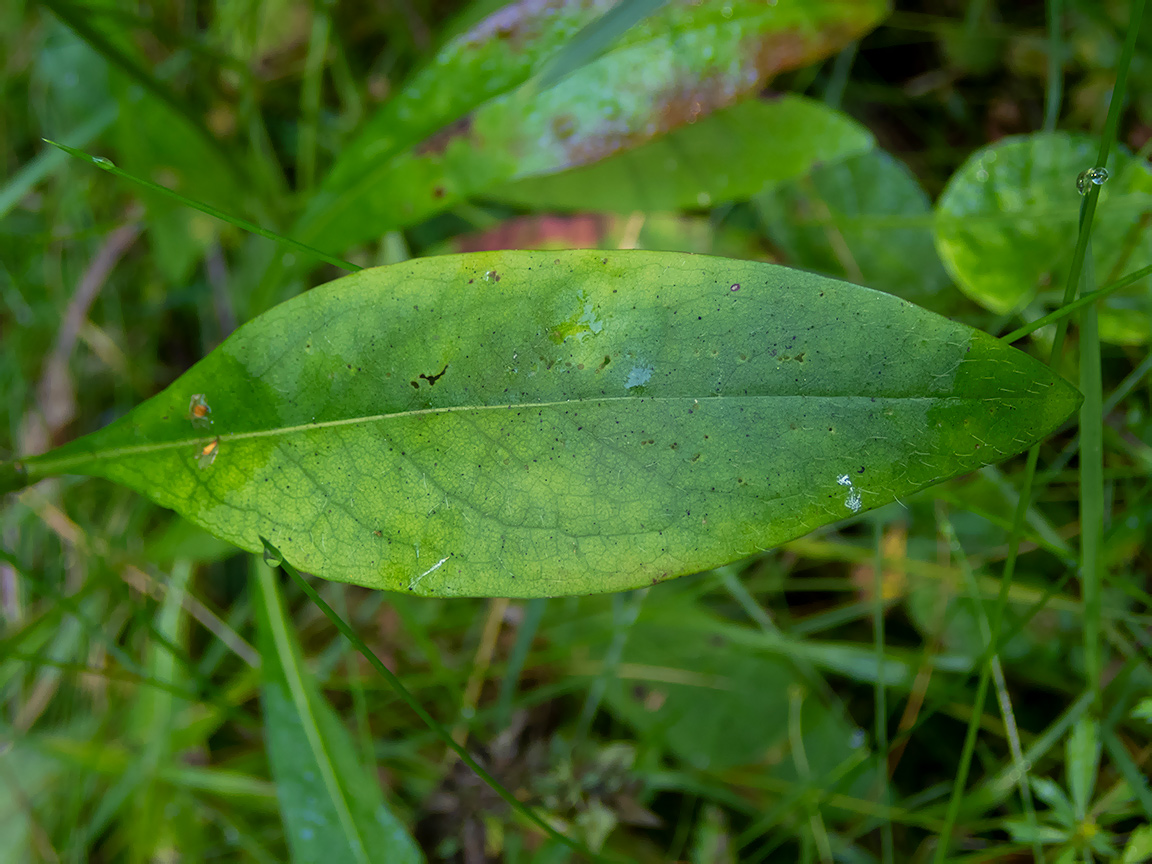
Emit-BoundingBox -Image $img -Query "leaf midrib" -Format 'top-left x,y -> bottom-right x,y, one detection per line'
25,391 -> 1055,474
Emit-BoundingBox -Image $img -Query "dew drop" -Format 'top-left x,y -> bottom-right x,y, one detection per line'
92,156 -> 115,170
262,539 -> 283,568
196,437 -> 220,469
730,283 -> 740,292
1076,166 -> 1109,194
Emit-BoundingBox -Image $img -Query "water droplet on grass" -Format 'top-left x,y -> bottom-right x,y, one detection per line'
93,156 -> 115,170
1076,166 -> 1109,194
262,539 -> 283,568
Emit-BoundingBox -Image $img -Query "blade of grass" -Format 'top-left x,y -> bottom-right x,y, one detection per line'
574,588 -> 647,746
1102,729 -> 1152,821
495,598 -> 547,729
1043,0 -> 1064,132
44,139 -> 360,273
0,105 -> 118,221
534,0 -> 669,90
1002,264 -> 1152,343
255,562 -> 382,864
297,8 -> 331,192
823,41 -> 859,110
938,513 -> 1042,863
872,521 -> 894,864
789,684 -> 834,864
451,597 -> 509,748
1078,240 -> 1105,702
933,3 -> 1144,855
263,539 -> 611,863
40,0 -> 237,176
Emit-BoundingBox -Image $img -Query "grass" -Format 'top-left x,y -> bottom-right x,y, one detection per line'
2,0 -> 1152,862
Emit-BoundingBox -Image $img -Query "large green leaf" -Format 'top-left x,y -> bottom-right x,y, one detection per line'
4,251 -> 1079,597
603,602 -> 870,779
757,147 -> 951,307
487,95 -> 874,213
934,132 -> 1152,345
294,0 -> 889,254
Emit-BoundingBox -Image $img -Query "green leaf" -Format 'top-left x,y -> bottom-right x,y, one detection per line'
253,561 -> 423,864
487,96 -> 874,213
757,147 -> 951,306
9,251 -> 1080,597
602,602 -> 870,782
934,132 -> 1152,345
1132,697 -> 1152,724
1065,717 -> 1100,820
1002,817 -> 1069,845
1122,823 -> 1152,864
1030,776 -> 1076,826
295,0 -> 890,254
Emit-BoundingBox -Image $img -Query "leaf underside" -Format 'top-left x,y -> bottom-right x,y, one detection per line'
18,251 -> 1080,597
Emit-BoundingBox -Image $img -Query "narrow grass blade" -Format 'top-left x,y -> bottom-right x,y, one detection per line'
44,139 -> 360,273
535,0 -> 669,90
253,558 -> 422,864
1078,242 -> 1105,700
265,541 -> 609,863
1002,264 -> 1152,342
0,105 -> 117,221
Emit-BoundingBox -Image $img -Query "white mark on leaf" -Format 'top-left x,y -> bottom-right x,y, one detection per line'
625,365 -> 654,389
836,474 -> 862,513
408,555 -> 451,591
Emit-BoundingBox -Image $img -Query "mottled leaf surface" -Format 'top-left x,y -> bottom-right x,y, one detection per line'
295,0 -> 889,253
10,251 -> 1079,597
935,132 -> 1152,344
488,96 -> 873,212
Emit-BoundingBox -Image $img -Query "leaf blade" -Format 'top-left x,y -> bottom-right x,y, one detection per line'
19,251 -> 1081,597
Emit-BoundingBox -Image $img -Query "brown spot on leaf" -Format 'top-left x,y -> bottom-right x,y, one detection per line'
415,115 -> 474,157
549,20 -> 877,171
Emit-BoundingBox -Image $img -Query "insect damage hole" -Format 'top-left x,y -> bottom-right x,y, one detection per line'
418,364 -> 449,387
